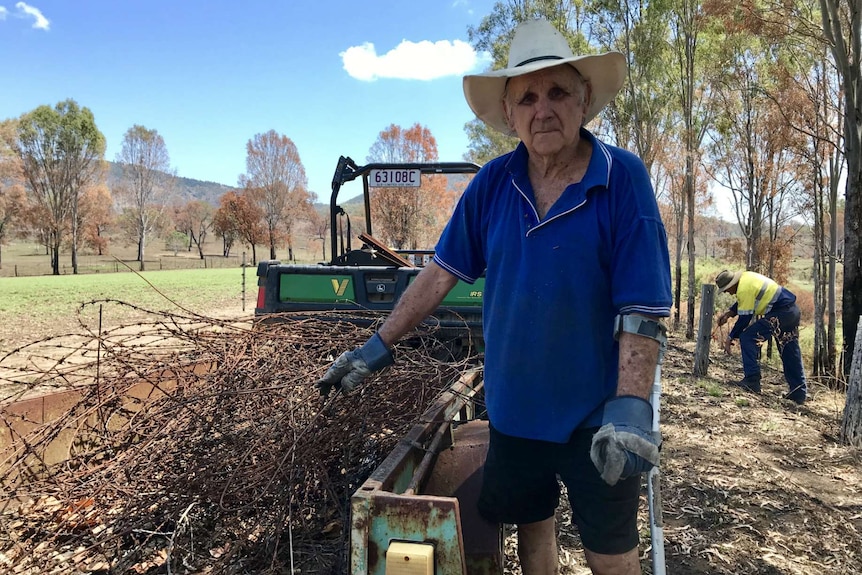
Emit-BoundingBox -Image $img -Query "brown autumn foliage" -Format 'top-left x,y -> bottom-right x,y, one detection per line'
241,130 -> 311,261
80,184 -> 114,256
173,200 -> 214,259
213,191 -> 266,262
367,123 -> 459,250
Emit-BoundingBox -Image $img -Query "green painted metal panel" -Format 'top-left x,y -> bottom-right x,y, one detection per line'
408,277 -> 484,306
279,274 -> 355,302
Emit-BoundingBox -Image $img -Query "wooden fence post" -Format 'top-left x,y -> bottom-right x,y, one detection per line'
693,284 -> 716,376
840,317 -> 862,447
241,252 -> 247,312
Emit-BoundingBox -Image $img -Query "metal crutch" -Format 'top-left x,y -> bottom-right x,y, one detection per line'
647,342 -> 667,575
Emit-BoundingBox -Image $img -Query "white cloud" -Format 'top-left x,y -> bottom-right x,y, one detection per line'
0,7 -> 8,19
15,2 -> 50,30
340,38 -> 492,82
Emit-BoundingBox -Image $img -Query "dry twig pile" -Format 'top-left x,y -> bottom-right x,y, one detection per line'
0,301 -> 480,574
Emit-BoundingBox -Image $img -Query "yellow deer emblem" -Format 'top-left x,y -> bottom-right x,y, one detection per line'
331,279 -> 349,296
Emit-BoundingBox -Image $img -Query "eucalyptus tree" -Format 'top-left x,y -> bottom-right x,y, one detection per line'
821,0 -> 862,386
588,0 -> 675,175
0,119 -> 26,269
366,123 -> 442,250
116,125 -> 173,271
786,3 -> 846,379
803,74 -> 844,377
795,49 -> 845,377
240,130 -> 310,261
818,0 -> 862,446
704,4 -> 808,277
14,100 -> 105,275
665,0 -> 720,336
589,0 -> 690,332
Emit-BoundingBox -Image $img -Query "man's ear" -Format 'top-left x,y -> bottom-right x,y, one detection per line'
502,98 -> 514,131
580,82 -> 593,127
583,81 -> 593,110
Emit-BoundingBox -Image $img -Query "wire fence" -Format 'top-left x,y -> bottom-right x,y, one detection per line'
0,254 -> 247,278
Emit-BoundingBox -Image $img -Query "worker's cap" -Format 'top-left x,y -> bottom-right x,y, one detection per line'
715,270 -> 742,292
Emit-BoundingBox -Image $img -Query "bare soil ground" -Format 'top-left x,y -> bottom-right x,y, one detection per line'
534,338 -> 861,575
2,307 -> 860,574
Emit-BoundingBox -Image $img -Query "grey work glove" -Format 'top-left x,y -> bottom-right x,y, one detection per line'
590,396 -> 660,486
315,333 -> 394,397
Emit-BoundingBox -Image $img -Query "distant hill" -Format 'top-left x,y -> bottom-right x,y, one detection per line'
107,161 -> 235,206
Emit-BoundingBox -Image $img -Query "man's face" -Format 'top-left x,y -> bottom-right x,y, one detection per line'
502,64 -> 590,158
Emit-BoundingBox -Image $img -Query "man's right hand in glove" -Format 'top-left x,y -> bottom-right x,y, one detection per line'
315,333 -> 394,397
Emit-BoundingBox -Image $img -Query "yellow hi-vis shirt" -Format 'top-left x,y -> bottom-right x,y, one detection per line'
735,271 -> 782,317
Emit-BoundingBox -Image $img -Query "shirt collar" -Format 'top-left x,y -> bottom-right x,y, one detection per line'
505,128 -> 614,190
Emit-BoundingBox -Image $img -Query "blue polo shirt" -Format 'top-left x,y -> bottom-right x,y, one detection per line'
433,130 -> 672,443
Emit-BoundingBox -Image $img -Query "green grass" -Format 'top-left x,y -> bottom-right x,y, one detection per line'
696,380 -> 725,397
759,419 -> 780,433
0,267 -> 256,350
0,239 -> 321,278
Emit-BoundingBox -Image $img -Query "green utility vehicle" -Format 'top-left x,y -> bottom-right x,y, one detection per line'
255,155 -> 485,350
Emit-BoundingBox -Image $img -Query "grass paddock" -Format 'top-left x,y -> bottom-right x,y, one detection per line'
0,267 -> 257,353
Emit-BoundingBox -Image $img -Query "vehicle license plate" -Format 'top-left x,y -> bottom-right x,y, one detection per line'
368,169 -> 421,187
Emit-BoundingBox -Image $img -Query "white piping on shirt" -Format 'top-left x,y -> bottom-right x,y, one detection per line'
514,139 -> 614,236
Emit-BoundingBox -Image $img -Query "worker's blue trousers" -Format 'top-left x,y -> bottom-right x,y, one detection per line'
739,304 -> 807,395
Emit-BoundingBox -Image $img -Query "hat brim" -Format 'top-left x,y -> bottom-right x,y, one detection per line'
718,271 -> 742,293
462,52 -> 626,136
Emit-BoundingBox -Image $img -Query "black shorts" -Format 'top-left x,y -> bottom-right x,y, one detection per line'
477,424 -> 641,555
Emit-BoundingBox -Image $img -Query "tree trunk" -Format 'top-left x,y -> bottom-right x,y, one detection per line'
673,195 -> 685,332
845,166 -> 862,375
71,196 -> 79,275
828,172 -> 838,373
268,224 -> 277,261
820,0 -> 861,376
685,167 -> 696,340
51,241 -> 60,276
138,232 -> 146,272
840,318 -> 862,447
813,183 -> 828,376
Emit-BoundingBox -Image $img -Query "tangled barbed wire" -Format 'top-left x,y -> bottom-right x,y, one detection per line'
0,300 -> 483,574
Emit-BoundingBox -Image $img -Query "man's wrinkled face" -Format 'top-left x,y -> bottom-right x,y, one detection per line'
502,64 -> 590,158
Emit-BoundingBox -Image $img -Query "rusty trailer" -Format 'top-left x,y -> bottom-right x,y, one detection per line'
349,369 -> 503,575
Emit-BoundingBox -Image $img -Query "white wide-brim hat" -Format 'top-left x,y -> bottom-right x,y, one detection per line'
463,19 -> 626,136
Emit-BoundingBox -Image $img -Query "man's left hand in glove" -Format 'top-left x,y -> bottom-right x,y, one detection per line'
589,395 -> 659,486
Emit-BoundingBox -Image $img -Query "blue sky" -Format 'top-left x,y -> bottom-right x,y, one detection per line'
1,1 -> 497,200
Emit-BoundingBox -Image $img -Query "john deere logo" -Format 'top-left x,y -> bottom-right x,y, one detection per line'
331,279 -> 349,296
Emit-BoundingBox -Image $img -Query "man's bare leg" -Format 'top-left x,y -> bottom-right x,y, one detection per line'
517,516 -> 558,574
583,547 -> 640,575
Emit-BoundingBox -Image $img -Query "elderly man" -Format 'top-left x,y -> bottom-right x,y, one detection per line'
318,19 -> 672,575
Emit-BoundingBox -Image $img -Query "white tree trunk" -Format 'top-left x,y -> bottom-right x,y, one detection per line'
841,318 -> 862,447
